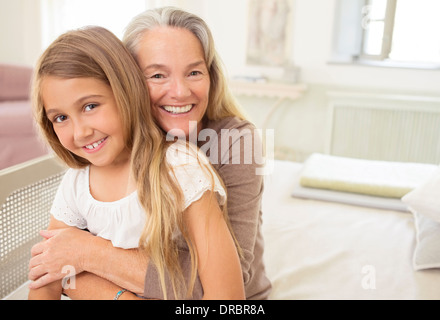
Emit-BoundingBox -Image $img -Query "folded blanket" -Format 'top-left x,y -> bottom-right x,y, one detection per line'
299,153 -> 437,198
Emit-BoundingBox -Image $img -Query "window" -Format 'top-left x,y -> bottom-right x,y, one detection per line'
332,0 -> 440,68
41,0 -> 149,48
360,0 -> 396,60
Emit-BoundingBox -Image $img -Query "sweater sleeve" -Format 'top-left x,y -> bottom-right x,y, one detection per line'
214,121 -> 265,287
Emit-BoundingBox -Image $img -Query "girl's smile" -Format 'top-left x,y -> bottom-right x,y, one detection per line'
83,137 -> 108,153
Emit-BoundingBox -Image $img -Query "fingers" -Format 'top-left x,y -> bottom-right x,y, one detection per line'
39,229 -> 56,239
28,264 -> 46,282
30,240 -> 45,258
30,229 -> 54,258
28,274 -> 55,290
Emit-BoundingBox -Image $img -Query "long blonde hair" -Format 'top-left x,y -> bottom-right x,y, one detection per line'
31,26 -> 220,299
123,6 -> 247,122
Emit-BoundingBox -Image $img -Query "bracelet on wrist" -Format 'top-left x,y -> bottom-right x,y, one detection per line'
114,289 -> 128,300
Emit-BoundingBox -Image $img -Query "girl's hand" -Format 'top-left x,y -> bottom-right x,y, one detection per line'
28,227 -> 91,289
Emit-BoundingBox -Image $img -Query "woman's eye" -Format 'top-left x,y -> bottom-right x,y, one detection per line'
151,74 -> 164,79
189,71 -> 201,76
84,103 -> 97,112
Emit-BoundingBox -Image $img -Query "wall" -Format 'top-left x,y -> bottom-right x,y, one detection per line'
0,0 -> 42,67
203,0 -> 440,161
1,0 -> 439,162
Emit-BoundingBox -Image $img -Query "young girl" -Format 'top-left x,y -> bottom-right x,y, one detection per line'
28,26 -> 244,300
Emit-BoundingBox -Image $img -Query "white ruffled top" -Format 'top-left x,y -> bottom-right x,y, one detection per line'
50,142 -> 226,249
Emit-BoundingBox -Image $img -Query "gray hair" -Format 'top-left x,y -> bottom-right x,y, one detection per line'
123,6 -> 214,65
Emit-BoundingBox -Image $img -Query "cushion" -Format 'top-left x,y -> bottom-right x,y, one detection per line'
0,101 -> 35,135
0,64 -> 33,102
401,167 -> 440,223
412,210 -> 440,270
299,153 -> 437,198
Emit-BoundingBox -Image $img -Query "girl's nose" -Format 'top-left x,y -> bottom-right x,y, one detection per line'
73,120 -> 93,142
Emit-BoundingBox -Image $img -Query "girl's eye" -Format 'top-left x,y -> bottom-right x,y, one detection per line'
53,115 -> 67,123
84,103 -> 97,112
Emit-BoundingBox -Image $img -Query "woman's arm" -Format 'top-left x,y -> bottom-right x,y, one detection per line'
29,215 -> 145,300
214,122 -> 269,297
28,217 -> 69,300
28,226 -> 148,295
184,191 -> 245,300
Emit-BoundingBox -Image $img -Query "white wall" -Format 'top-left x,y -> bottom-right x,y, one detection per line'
202,0 -> 440,161
0,0 -> 42,67
204,0 -> 440,93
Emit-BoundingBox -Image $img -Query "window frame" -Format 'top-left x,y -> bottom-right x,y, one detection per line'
359,0 -> 397,61
331,0 -> 440,70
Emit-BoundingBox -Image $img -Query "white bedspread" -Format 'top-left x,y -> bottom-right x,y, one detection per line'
261,160 -> 440,300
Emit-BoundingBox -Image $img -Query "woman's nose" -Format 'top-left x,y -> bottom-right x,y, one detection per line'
169,77 -> 191,99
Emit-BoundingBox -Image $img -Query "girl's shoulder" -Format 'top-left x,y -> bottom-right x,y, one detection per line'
165,140 -> 210,168
62,166 -> 89,182
165,141 -> 226,209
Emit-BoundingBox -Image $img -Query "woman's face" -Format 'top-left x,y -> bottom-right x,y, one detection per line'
136,27 -> 210,138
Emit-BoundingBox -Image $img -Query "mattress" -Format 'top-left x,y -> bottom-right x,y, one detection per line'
261,160 -> 440,299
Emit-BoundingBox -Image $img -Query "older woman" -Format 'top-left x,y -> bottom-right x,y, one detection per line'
29,7 -> 271,300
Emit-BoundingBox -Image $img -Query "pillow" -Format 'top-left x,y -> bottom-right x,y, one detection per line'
401,166 -> 440,223
412,210 -> 440,270
300,153 -> 437,198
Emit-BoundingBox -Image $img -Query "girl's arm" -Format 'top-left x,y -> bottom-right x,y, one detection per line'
63,272 -> 144,300
184,191 -> 245,300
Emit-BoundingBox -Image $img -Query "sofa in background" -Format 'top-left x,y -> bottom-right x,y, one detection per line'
0,64 -> 49,170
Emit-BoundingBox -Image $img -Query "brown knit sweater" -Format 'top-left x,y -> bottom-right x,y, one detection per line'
143,117 -> 272,299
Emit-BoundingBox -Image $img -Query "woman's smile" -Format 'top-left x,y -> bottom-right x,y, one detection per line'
137,27 -> 210,137
161,104 -> 194,115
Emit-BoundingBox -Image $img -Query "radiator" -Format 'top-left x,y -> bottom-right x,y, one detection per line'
326,92 -> 440,165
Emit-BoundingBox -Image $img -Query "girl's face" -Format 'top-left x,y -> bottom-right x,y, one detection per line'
136,27 -> 210,138
42,76 -> 129,168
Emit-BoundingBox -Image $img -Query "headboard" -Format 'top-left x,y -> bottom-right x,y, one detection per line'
0,155 -> 66,299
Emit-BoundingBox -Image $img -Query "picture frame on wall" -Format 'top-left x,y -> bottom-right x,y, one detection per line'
246,0 -> 294,68
245,0 -> 298,83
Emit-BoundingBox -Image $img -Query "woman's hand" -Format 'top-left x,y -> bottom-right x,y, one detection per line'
28,227 -> 91,289
29,223 -> 149,295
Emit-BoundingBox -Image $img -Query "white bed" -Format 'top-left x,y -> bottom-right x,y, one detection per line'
2,155 -> 440,300
262,159 -> 440,300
